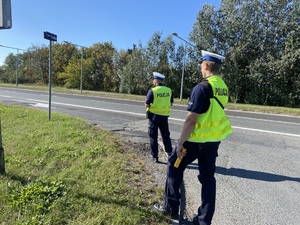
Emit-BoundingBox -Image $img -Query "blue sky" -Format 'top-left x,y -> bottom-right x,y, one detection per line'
0,0 -> 220,65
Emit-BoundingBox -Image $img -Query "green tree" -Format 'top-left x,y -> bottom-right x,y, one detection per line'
0,67 -> 4,82
86,42 -> 118,91
120,43 -> 151,95
191,0 -> 300,107
169,44 -> 186,98
114,48 -> 132,92
57,57 -> 81,89
21,45 -> 49,84
0,53 -> 17,83
145,32 -> 186,97
53,43 -> 81,86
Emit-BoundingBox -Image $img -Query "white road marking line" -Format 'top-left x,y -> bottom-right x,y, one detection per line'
6,98 -> 300,138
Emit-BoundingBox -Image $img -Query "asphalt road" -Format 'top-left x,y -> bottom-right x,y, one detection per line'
1,87 -> 300,225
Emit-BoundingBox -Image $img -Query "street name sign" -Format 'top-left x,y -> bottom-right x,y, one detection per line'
0,0 -> 12,29
44,31 -> 57,42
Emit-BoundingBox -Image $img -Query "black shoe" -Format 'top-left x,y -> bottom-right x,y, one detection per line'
192,216 -> 200,225
153,203 -> 178,219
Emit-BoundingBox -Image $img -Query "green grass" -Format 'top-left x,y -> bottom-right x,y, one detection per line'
0,103 -> 169,225
1,83 -> 299,116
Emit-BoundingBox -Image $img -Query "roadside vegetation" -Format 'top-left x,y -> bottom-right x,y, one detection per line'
0,103 -> 169,225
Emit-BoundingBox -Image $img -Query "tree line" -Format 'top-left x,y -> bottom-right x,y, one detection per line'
0,0 -> 299,108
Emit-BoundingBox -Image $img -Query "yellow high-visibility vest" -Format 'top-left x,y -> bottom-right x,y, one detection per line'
187,76 -> 233,142
150,86 -> 172,116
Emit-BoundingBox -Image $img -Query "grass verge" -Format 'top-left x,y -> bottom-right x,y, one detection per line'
0,103 -> 169,225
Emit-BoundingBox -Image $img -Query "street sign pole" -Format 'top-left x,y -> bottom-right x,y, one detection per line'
0,117 -> 5,174
48,40 -> 52,120
43,31 -> 57,120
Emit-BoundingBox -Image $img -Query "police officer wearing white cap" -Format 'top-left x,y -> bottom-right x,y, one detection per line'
145,72 -> 174,163
154,51 -> 232,224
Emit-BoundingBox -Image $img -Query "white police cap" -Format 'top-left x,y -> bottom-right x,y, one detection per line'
201,50 -> 225,64
153,72 -> 165,80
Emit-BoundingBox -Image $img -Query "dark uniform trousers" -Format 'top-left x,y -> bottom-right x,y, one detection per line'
148,113 -> 172,158
163,141 -> 220,225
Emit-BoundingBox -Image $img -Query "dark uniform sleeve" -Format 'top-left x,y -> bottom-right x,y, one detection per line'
145,89 -> 154,105
187,84 -> 211,114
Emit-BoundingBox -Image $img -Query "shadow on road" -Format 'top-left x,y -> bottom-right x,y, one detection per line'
186,163 -> 300,183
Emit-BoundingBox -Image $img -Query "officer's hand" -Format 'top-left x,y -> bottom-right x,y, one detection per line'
176,144 -> 186,158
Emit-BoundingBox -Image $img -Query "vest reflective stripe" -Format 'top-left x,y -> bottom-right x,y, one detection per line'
150,86 -> 172,116
193,114 -> 230,129
187,76 -> 233,142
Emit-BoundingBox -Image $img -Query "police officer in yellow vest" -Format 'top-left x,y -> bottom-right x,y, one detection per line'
154,51 -> 233,224
145,72 -> 173,163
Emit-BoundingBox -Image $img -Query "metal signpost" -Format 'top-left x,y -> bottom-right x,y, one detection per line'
172,33 -> 195,102
0,117 -> 4,174
44,31 -> 57,120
